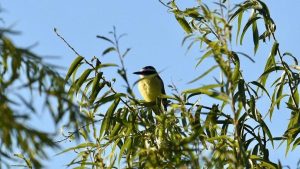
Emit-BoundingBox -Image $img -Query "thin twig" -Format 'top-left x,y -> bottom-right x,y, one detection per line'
158,0 -> 172,9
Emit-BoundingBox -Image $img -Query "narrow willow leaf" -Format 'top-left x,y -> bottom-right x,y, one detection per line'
260,42 -> 279,86
188,65 -> 218,84
283,52 -> 298,65
65,56 -> 84,81
183,86 -> 230,102
95,63 -> 118,70
95,93 -> 126,106
294,88 -> 299,107
252,20 -> 259,54
231,52 -> 240,83
228,1 -> 254,23
118,137 -> 132,164
292,137 -> 300,150
74,69 -> 93,94
89,72 -> 103,104
196,50 -> 213,67
268,94 -> 288,120
240,16 -> 261,45
96,35 -> 115,44
260,120 -> 274,148
270,42 -> 279,58
14,154 -> 32,169
184,84 -> 224,92
175,16 -> 193,34
260,66 -> 284,78
56,142 -> 97,156
276,81 -> 284,109
250,155 -> 278,168
238,79 -> 246,108
236,11 -> 243,44
250,81 -> 271,99
102,47 -> 116,56
99,98 -> 121,138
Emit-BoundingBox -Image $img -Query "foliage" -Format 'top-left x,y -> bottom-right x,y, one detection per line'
0,27 -> 84,168
1,0 -> 300,168
57,0 -> 300,168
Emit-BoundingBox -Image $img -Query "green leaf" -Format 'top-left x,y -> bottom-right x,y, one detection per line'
56,142 -> 97,156
96,35 -> 115,44
236,11 -> 243,44
74,69 -> 93,94
95,93 -> 126,106
196,50 -> 213,67
250,81 -> 271,99
240,16 -> 261,45
252,20 -> 259,54
260,119 -> 274,148
188,65 -> 218,84
65,56 -> 84,81
99,98 -> 121,138
228,1 -> 255,23
292,137 -> 300,150
260,66 -> 284,78
183,85 -> 230,102
102,47 -> 116,56
238,79 -> 246,108
89,72 -> 103,104
118,137 -> 132,164
175,16 -> 193,34
268,94 -> 288,120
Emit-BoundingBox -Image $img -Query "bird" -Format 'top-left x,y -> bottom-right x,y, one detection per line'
133,66 -> 167,111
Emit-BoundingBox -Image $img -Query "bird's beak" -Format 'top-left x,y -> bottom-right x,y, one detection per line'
133,71 -> 142,75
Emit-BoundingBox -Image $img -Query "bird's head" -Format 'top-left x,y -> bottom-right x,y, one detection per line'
133,66 -> 158,78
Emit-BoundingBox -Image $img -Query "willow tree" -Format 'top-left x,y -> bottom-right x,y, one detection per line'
0,22 -> 84,169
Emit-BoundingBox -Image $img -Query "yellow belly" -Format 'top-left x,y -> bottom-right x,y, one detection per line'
138,77 -> 162,102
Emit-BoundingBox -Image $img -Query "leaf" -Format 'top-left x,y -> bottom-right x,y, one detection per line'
283,52 -> 298,65
188,65 -> 218,83
196,50 -> 213,67
99,98 -> 121,138
228,1 -> 255,23
183,85 -> 230,102
56,142 -> 97,156
238,79 -> 246,108
89,72 -> 103,104
252,19 -> 259,54
65,56 -> 83,81
96,35 -> 115,44
260,66 -> 284,78
292,137 -> 300,150
118,137 -> 132,164
260,119 -> 274,148
73,69 -> 93,94
250,81 -> 271,99
95,93 -> 126,106
95,63 -> 118,70
268,94 -> 288,120
122,48 -> 131,58
240,16 -> 261,45
236,11 -> 243,44
175,16 -> 192,34
102,47 -> 116,56
14,154 -> 32,169
260,42 -> 279,86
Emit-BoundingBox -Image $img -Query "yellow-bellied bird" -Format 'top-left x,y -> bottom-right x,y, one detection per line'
134,66 -> 167,111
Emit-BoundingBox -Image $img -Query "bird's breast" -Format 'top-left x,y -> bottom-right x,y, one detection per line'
138,77 -> 162,102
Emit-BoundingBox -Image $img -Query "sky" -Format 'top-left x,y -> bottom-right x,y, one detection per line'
1,0 -> 300,168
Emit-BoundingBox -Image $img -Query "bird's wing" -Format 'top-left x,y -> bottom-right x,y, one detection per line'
158,75 -> 167,111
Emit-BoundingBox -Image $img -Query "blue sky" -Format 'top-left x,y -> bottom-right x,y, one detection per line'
1,0 -> 300,168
